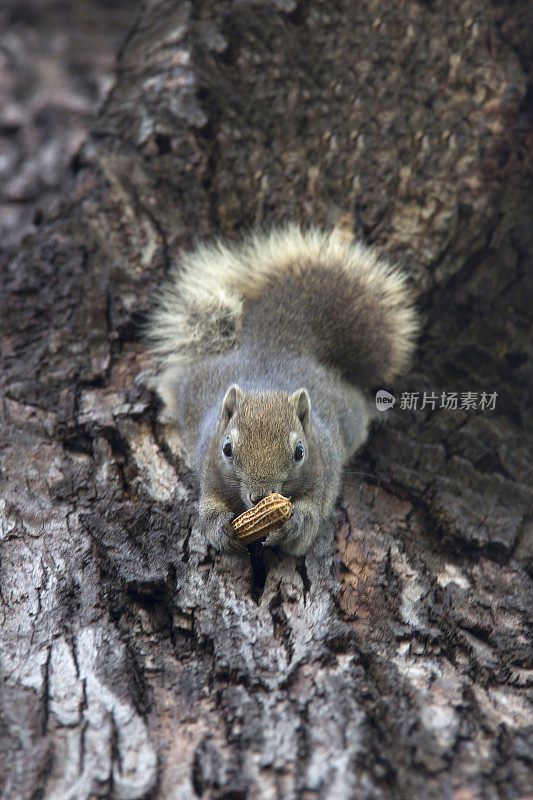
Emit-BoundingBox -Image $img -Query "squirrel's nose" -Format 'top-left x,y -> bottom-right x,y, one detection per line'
249,491 -> 272,506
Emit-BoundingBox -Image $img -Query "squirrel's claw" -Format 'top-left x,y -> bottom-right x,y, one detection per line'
225,523 -> 248,555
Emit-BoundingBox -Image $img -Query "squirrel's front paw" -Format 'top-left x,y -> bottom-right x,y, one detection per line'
263,508 -> 319,555
200,511 -> 247,555
263,509 -> 304,550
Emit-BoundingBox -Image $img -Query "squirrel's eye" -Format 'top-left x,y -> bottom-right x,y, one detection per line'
294,442 -> 304,462
222,437 -> 233,458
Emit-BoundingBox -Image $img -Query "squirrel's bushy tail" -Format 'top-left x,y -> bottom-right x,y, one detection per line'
148,225 -> 419,388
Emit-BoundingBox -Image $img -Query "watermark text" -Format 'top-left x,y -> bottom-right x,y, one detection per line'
375,390 -> 498,412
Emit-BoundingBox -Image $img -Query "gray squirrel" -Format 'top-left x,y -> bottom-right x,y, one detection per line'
147,225 -> 418,555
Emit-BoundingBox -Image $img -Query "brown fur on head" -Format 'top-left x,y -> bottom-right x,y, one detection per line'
216,385 -> 312,508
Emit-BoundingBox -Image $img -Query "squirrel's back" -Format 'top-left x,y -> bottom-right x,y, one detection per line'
148,225 -> 418,389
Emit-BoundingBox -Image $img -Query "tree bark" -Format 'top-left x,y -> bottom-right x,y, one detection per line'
1,1 -> 531,799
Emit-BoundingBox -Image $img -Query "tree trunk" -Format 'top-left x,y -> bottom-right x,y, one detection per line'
1,1 -> 531,799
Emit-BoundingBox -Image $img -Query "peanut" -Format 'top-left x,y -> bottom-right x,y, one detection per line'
231,493 -> 293,544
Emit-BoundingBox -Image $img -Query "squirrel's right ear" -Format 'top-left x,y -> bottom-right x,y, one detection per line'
220,384 -> 243,428
290,388 -> 312,435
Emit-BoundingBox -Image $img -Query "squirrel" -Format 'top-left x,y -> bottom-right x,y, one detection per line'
147,225 -> 418,555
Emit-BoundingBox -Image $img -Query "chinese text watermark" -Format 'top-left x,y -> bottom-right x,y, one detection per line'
375,391 -> 498,412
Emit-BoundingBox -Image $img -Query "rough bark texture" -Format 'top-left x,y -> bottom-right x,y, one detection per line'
1,1 -> 532,799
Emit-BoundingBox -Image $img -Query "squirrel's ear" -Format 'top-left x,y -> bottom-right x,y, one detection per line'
220,384 -> 243,428
290,388 -> 311,434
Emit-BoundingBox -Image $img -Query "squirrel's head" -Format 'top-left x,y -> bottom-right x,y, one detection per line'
215,384 -> 312,509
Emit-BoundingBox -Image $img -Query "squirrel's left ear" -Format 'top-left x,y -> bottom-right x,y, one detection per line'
290,388 -> 311,434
